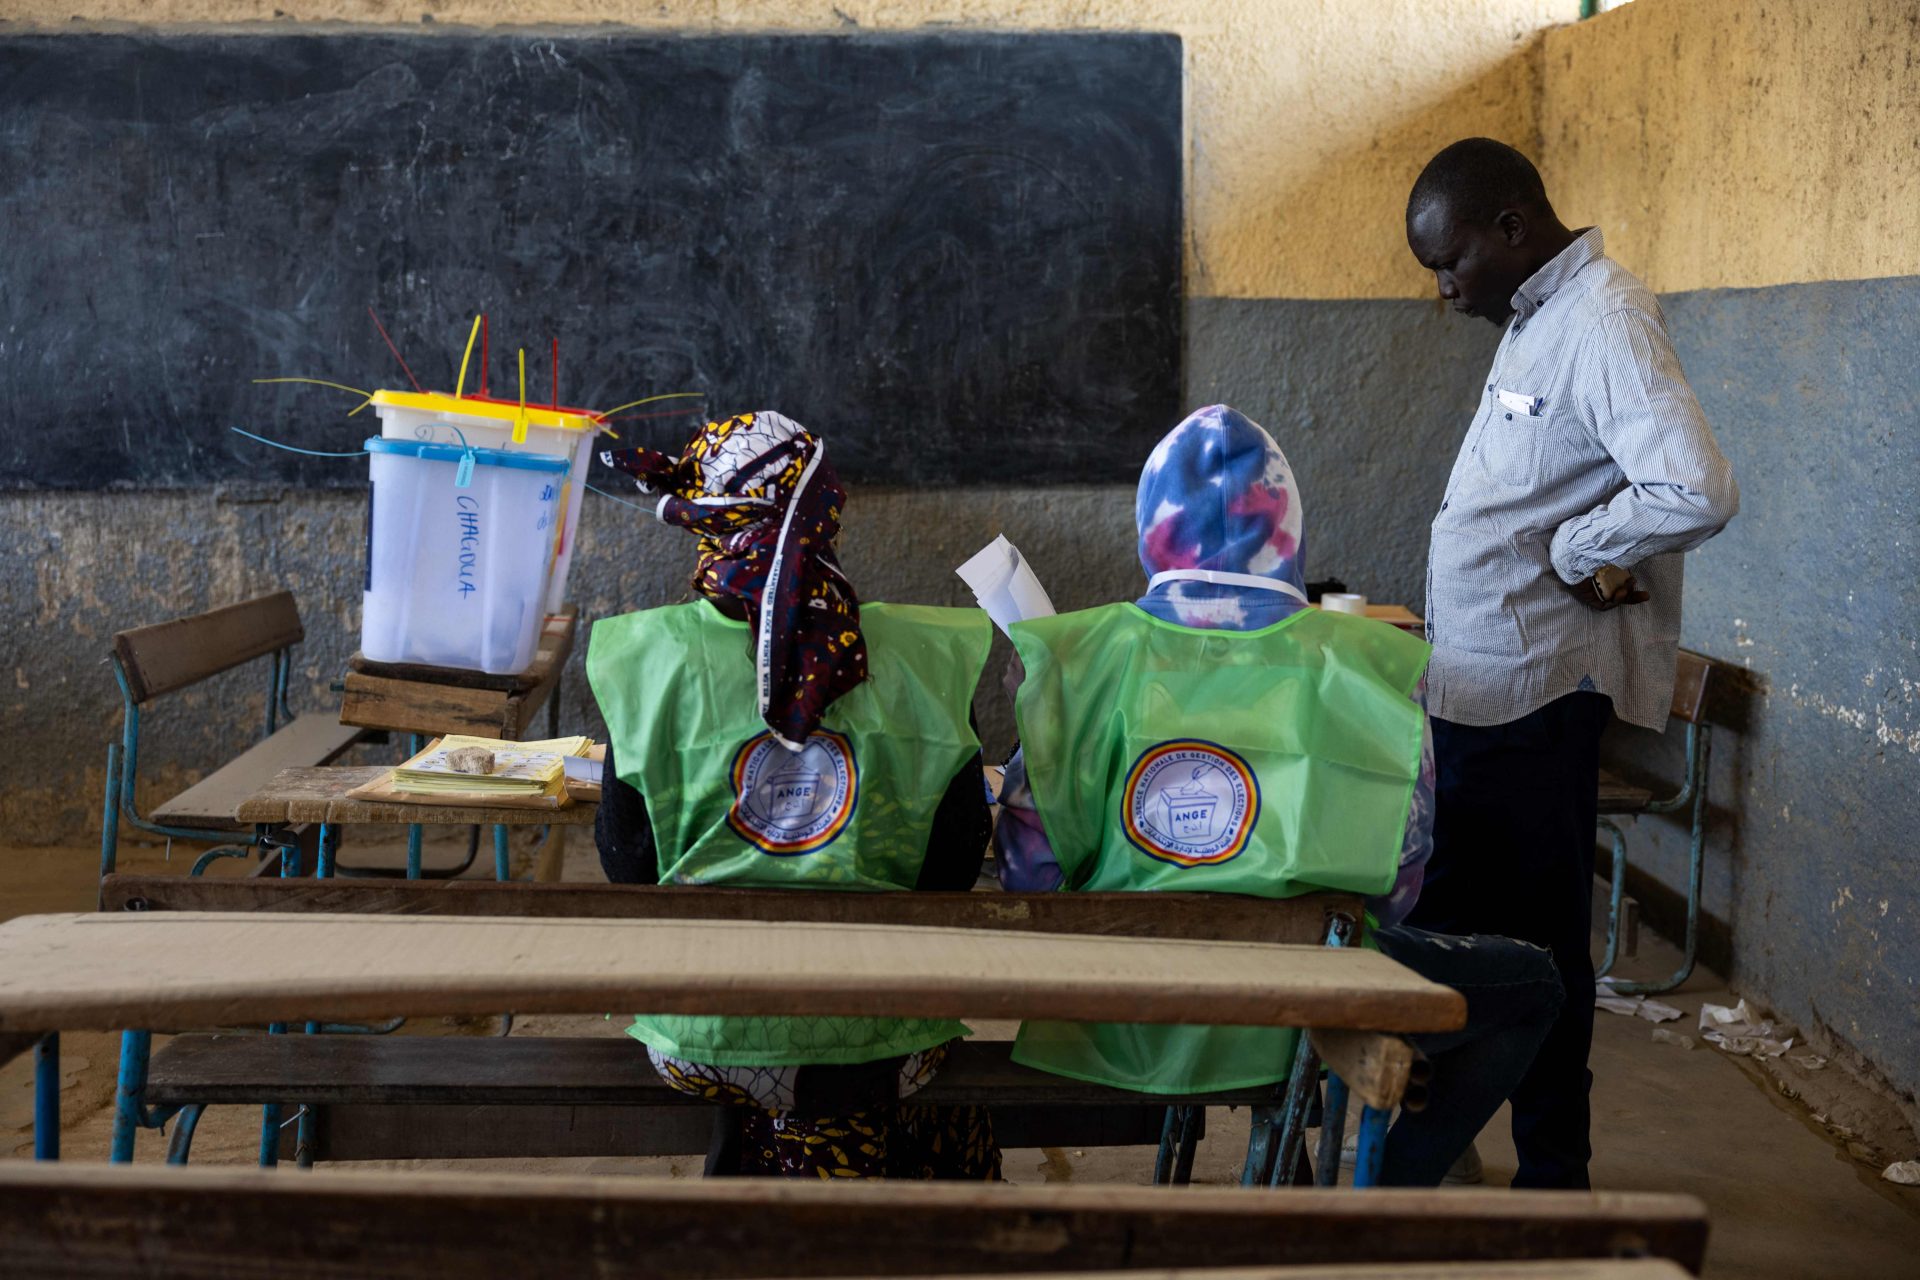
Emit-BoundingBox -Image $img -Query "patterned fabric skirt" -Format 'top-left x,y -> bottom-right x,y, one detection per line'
647,1040 -> 1001,1180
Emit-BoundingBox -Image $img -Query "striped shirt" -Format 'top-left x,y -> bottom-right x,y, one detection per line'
1426,228 -> 1738,730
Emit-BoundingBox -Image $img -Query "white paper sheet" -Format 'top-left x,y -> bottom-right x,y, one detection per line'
956,535 -> 1057,638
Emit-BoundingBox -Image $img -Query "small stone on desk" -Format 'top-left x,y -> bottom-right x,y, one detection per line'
445,747 -> 496,775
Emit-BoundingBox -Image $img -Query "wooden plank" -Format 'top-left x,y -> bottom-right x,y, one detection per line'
98,876 -> 1361,946
1597,771 -> 1654,814
0,1165 -> 1714,1277
150,715 -> 365,828
233,768 -> 596,827
341,608 -> 577,739
1305,1029 -> 1414,1112
0,913 -> 1466,1035
338,672 -> 512,738
144,1035 -> 1277,1110
1363,604 -> 1424,632
844,1265 -> 1692,1280
309,1099 -> 1168,1161
111,591 -> 303,704
1670,650 -> 1714,725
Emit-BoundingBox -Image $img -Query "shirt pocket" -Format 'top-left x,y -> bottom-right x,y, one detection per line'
1427,525 -> 1532,658
1477,391 -> 1552,487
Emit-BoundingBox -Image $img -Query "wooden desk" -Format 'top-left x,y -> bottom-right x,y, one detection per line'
0,912 -> 1465,1034
1362,603 -> 1424,633
339,607 -> 576,740
236,767 -> 596,829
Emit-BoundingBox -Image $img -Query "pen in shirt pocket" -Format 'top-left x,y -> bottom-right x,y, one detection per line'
1495,387 -> 1546,417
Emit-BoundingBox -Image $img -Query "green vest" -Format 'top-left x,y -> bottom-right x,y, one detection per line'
587,601 -> 992,1067
1007,603 -> 1430,1094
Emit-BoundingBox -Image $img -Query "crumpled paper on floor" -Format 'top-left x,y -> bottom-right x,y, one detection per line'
1650,1027 -> 1696,1050
1882,1160 -> 1920,1186
1698,998 -> 1796,1058
1594,979 -> 1685,1023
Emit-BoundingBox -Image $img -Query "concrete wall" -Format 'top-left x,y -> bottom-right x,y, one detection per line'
4,0 -> 1556,843
1538,0 -> 1920,1116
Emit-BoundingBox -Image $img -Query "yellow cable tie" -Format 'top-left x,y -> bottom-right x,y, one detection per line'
514,348 -> 529,444
591,391 -> 705,422
252,377 -> 372,398
455,314 -> 483,399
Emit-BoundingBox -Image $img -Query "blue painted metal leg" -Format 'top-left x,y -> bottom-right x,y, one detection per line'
1241,1106 -> 1280,1186
295,1020 -> 320,1168
260,1022 -> 287,1168
1154,1106 -> 1201,1185
1351,1104 -> 1390,1188
189,844 -> 254,876
406,733 -> 427,880
1266,1033 -> 1323,1187
1153,1107 -> 1179,1184
1172,1105 -> 1201,1184
33,1033 -> 59,1161
100,744 -> 122,879
109,1030 -> 152,1164
165,1105 -> 204,1165
316,823 -> 338,879
1314,1073 -> 1349,1186
1596,818 -> 1629,977
1606,730 -> 1714,996
493,825 -> 511,881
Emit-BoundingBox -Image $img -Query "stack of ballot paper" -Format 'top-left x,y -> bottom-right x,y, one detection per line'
955,535 -> 1056,639
389,734 -> 593,801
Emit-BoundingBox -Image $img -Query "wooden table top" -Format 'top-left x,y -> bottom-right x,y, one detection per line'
236,767 -> 598,827
0,912 -> 1465,1035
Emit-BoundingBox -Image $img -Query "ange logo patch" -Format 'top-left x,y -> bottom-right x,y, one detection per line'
726,729 -> 859,855
1121,739 -> 1260,867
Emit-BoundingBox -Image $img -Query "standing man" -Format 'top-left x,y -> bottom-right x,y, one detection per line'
1404,138 -> 1737,1189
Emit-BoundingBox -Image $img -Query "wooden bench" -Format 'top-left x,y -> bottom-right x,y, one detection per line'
103,590 -> 366,877
4,902 -> 1459,1182
1595,650 -> 1731,993
0,1164 -> 1711,1277
98,876 -> 1410,1175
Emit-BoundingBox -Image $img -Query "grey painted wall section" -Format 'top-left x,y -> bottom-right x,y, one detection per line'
1599,275 -> 1920,1111
1186,296 -> 1503,608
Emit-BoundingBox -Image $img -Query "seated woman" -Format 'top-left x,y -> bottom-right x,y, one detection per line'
996,404 -> 1562,1188
587,409 -> 1000,1180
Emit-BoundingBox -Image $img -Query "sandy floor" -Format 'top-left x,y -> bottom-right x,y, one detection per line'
3,832 -> 1917,1278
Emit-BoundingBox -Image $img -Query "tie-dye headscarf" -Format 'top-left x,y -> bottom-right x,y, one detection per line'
602,410 -> 866,751
1134,404 -> 1305,627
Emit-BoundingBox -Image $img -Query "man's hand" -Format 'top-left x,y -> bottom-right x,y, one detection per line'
1562,563 -> 1650,611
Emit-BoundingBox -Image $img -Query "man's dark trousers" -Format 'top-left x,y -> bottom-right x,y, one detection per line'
1406,689 -> 1612,1189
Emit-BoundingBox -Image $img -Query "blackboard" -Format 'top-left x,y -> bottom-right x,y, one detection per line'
0,31 -> 1182,490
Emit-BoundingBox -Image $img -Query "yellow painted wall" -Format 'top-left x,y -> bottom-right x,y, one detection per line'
1540,0 -> 1920,294
14,0 -> 1567,299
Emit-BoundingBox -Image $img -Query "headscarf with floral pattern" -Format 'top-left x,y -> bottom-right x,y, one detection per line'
602,410 -> 865,751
